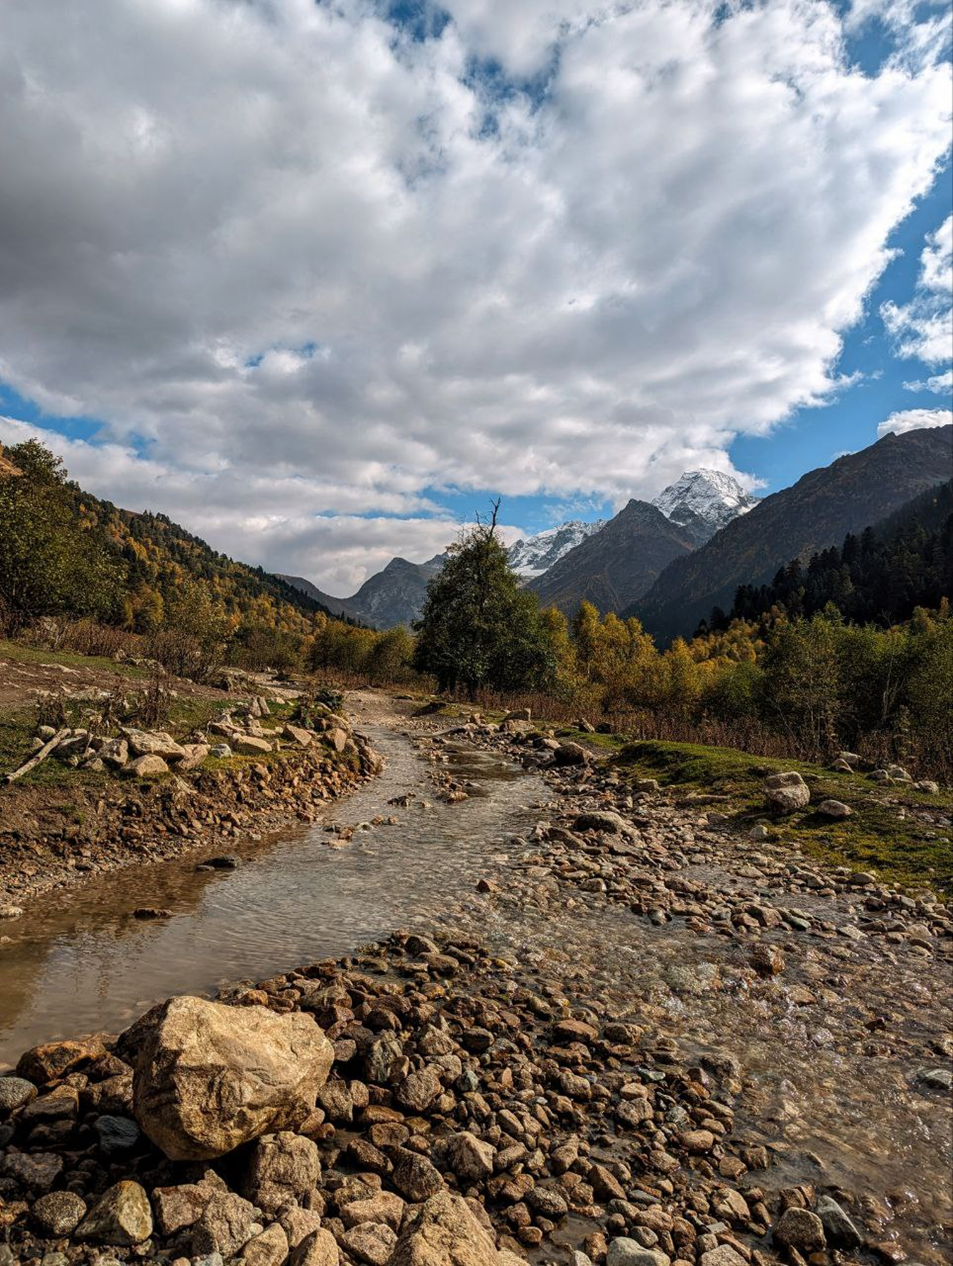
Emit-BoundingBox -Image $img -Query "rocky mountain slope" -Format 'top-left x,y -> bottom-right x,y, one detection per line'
653,469 -> 759,545
528,499 -> 696,615
283,555 -> 444,628
507,519 -> 606,578
631,424 -> 953,642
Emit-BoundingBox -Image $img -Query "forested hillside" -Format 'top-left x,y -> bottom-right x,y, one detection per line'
711,480 -> 953,630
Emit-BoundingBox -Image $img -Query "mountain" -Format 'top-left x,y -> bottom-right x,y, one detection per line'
282,554 -> 444,628
508,520 -> 607,578
528,499 -> 696,616
346,555 -> 444,628
276,576 -> 358,621
717,479 -> 953,630
653,469 -> 758,545
631,425 -> 953,642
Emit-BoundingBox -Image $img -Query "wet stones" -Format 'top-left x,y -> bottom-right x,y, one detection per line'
0,1077 -> 37,1114
16,1037 -> 105,1084
774,1206 -> 826,1254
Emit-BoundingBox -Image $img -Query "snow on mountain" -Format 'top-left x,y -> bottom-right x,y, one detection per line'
652,470 -> 759,539
508,519 -> 607,578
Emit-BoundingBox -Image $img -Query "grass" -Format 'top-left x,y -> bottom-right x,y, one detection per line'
0,638 -> 148,680
581,735 -> 953,895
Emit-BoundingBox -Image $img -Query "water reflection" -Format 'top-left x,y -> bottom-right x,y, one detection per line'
0,727 -> 545,1065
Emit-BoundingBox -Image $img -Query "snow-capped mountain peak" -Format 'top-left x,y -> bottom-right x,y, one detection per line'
508,519 -> 607,578
652,469 -> 758,539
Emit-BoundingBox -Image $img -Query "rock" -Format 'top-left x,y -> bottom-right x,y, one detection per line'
700,1248 -> 748,1266
124,728 -> 187,759
395,1066 -> 442,1112
325,728 -> 349,753
243,1131 -> 321,1214
99,737 -> 129,768
390,1190 -> 509,1266
340,1191 -> 405,1232
554,741 -> 589,766
31,1191 -> 88,1235
0,905 -> 23,919
133,907 -> 172,920
210,744 -> 232,759
817,799 -> 851,818
152,1182 -> 219,1235
774,1207 -> 826,1254
239,1223 -> 290,1266
0,1076 -> 37,1113
234,735 -> 274,755
91,1113 -> 140,1156
573,811 -> 629,834
916,780 -> 939,794
607,1242 -> 670,1266
504,708 -> 532,722
122,753 -> 170,778
123,995 -> 334,1160
17,1037 -> 105,1083
764,771 -> 810,814
0,1151 -> 63,1192
816,1195 -> 863,1249
284,724 -> 315,747
291,1229 -> 341,1266
341,1222 -> 397,1265
177,743 -> 210,771
392,1148 -> 444,1202
918,1066 -> 952,1090
192,1192 -> 259,1258
75,1180 -> 153,1246
750,944 -> 785,976
439,1130 -> 496,1180
680,1128 -> 715,1153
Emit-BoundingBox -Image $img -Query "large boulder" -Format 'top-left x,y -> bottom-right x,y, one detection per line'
123,729 -> 187,760
763,771 -> 810,814
121,996 -> 333,1160
391,1190 -> 520,1266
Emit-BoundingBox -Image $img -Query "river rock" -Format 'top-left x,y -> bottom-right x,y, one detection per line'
390,1190 -> 507,1266
242,1131 -> 321,1214
291,1229 -> 341,1265
0,1151 -> 63,1192
31,1191 -> 88,1236
94,1114 -> 141,1156
606,1241 -> 670,1266
774,1207 -> 826,1253
0,1076 -> 37,1113
815,1195 -> 862,1249
574,811 -> 629,834
554,741 -> 589,766
122,995 -> 334,1160
17,1037 -> 105,1084
764,771 -> 810,813
75,1180 -> 153,1246
192,1191 -> 259,1258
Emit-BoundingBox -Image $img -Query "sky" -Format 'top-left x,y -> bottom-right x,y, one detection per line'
0,0 -> 951,596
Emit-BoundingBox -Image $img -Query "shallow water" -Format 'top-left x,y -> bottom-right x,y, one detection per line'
0,725 -> 545,1065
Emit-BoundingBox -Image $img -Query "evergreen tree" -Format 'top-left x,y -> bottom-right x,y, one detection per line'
413,505 -> 555,698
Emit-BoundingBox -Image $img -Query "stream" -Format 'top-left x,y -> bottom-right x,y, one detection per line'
0,723 -> 546,1066
0,708 -> 949,1261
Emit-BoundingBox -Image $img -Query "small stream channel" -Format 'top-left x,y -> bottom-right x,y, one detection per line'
0,724 -> 546,1066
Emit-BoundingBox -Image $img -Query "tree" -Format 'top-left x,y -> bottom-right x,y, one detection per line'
0,440 -> 124,626
413,504 -> 555,698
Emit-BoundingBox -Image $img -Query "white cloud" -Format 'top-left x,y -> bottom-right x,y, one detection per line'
0,0 -> 950,584
882,214 -> 953,366
877,407 -> 953,437
904,369 -> 953,393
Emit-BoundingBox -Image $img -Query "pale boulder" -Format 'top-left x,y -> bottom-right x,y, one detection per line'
763,771 -> 810,814
390,1190 -> 518,1266
122,996 -> 333,1160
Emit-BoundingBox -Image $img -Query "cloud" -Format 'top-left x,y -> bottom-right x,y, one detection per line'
904,369 -> 953,393
0,0 -> 950,584
877,407 -> 953,437
881,215 -> 953,366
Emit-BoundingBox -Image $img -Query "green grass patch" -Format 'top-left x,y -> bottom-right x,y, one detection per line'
601,737 -> 953,895
0,638 -> 148,679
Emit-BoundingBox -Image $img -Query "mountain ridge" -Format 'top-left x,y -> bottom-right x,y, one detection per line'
630,424 -> 953,641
